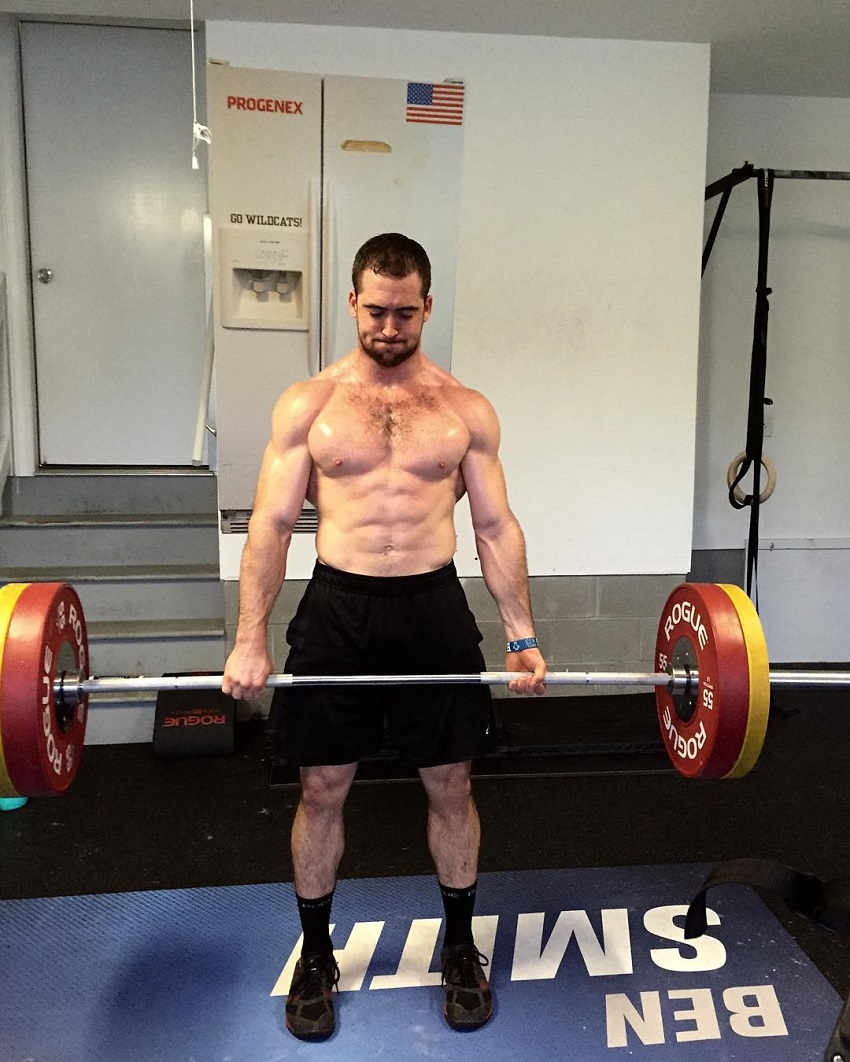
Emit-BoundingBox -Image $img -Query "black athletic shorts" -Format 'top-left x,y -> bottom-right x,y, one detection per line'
273,560 -> 495,768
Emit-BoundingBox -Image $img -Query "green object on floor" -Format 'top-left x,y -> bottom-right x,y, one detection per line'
0,796 -> 29,811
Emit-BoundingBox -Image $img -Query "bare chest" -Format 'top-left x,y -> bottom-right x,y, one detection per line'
308,387 -> 469,478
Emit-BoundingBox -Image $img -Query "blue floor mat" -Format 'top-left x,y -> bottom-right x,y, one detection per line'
0,863 -> 840,1060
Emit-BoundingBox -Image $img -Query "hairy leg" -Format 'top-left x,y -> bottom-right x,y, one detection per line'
418,761 -> 480,888
292,763 -> 358,897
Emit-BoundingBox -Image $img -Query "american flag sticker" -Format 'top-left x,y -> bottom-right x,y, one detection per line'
406,82 -> 465,126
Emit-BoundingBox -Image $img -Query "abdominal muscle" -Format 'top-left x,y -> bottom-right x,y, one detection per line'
312,469 -> 460,577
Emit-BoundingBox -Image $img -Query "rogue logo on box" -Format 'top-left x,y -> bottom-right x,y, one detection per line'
162,709 -> 227,728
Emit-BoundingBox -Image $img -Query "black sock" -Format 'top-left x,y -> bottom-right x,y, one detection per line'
296,890 -> 334,957
439,880 -> 477,949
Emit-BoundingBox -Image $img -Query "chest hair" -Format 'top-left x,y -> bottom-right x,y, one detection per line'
357,388 -> 442,443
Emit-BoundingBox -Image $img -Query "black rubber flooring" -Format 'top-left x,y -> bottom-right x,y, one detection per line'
2,688 -> 849,1000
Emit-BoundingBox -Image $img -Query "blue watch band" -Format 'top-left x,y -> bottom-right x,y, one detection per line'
506,636 -> 539,653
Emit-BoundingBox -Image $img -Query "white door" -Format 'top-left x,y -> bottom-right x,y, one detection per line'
0,274 -> 11,502
21,22 -> 207,466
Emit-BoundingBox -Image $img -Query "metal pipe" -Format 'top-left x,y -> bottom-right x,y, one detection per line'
52,666 -> 850,708
191,299 -> 215,466
773,170 -> 850,181
767,670 -> 850,687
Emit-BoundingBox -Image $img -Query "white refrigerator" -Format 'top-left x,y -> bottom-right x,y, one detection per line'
206,64 -> 466,579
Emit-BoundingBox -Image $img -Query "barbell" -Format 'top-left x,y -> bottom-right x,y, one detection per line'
0,580 -> 842,799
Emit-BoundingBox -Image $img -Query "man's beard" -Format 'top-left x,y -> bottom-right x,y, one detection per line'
359,331 -> 420,368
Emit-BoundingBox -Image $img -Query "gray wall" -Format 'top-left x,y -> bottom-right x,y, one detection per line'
224,572 -> 685,710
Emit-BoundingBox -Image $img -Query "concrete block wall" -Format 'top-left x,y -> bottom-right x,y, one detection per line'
224,572 -> 687,710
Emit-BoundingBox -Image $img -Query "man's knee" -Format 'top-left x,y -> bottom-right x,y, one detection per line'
299,764 -> 357,815
420,762 -> 473,813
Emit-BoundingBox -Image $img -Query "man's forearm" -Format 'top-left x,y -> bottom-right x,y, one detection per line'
234,518 -> 291,648
475,518 -> 536,639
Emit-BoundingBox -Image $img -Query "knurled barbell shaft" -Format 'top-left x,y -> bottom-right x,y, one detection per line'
57,669 -> 681,700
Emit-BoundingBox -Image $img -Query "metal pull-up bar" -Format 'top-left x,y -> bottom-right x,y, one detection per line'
771,170 -> 850,181
705,163 -> 850,204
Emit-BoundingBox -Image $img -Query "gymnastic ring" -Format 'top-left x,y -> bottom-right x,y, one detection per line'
726,451 -> 776,506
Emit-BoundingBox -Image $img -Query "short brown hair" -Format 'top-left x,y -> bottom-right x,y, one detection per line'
351,233 -> 431,298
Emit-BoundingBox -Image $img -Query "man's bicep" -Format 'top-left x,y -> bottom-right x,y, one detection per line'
251,389 -> 315,529
459,392 -> 513,533
462,448 -> 513,534
252,439 -> 312,530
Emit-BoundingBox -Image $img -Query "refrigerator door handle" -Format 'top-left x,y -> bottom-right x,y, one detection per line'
320,176 -> 335,370
308,178 -> 322,376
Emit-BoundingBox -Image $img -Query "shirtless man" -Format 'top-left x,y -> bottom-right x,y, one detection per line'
222,233 -> 547,1040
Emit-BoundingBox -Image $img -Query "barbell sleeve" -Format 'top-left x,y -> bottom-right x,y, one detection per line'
767,670 -> 850,688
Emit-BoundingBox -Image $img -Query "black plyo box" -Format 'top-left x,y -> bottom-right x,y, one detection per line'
153,676 -> 236,758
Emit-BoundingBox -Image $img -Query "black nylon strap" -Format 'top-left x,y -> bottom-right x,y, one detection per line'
685,857 -> 850,940
727,456 -> 752,511
701,161 -> 774,600
703,164 -> 756,276
738,169 -> 775,599
704,161 -> 756,203
702,185 -> 734,276
685,857 -> 850,1061
824,991 -> 850,1060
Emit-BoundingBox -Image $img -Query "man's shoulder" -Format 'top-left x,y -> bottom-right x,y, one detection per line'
282,373 -> 337,406
272,377 -> 336,437
419,357 -> 481,397
439,372 -> 494,416
435,374 -> 499,450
